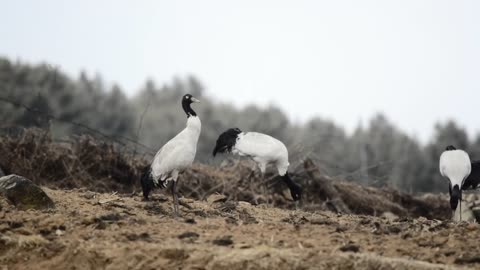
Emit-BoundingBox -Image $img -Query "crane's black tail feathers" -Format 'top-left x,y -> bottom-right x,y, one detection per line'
450,184 -> 461,210
141,166 -> 171,200
140,166 -> 154,200
282,172 -> 302,201
212,128 -> 242,157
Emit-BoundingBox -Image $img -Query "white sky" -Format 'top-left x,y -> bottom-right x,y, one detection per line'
2,0 -> 480,142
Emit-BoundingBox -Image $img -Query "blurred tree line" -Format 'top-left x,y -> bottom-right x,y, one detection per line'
0,57 -> 478,194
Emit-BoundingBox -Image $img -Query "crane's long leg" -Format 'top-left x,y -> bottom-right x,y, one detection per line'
171,171 -> 180,218
171,180 -> 179,218
459,200 -> 462,222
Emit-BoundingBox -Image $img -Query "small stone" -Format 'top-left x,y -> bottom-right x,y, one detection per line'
466,223 -> 478,231
184,218 -> 196,224
455,253 -> 480,264
82,192 -> 96,200
55,229 -> 64,236
381,212 -> 398,222
339,243 -> 360,253
82,216 -> 96,226
387,225 -> 402,234
95,221 -> 107,230
238,201 -> 251,207
95,213 -> 123,223
8,220 -> 23,229
207,194 -> 227,204
178,232 -> 199,240
126,232 -> 151,241
310,217 -> 333,225
335,225 -> 348,233
212,235 -> 233,246
225,217 -> 238,225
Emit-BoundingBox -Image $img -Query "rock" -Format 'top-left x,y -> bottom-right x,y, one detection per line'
81,216 -> 97,226
238,201 -> 251,207
386,225 -> 402,234
381,211 -> 398,222
339,243 -> 360,253
225,217 -> 238,225
454,253 -> 480,264
81,191 -> 96,200
0,175 -> 54,210
96,213 -> 123,222
0,166 -> 4,177
310,217 -> 334,225
184,218 -> 196,224
212,235 -> 234,246
238,209 -> 258,224
178,231 -> 200,244
335,225 -> 348,233
125,232 -> 151,242
207,193 -> 227,204
466,223 -> 479,231
178,232 -> 200,240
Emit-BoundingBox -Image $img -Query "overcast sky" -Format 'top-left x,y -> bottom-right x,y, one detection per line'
2,0 -> 480,142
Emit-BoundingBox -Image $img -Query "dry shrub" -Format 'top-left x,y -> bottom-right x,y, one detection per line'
182,164 -> 286,208
0,128 -> 145,193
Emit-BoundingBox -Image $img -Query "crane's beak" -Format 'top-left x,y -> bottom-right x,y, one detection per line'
191,97 -> 201,103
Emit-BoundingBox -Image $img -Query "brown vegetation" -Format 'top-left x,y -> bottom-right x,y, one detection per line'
1,129 -> 478,269
0,128 -> 450,220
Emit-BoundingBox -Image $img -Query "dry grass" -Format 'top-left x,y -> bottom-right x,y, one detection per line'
0,128 -> 145,192
0,128 -> 450,219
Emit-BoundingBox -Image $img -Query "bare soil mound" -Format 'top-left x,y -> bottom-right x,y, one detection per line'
0,188 -> 478,269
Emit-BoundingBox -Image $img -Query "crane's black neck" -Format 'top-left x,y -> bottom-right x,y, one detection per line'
446,145 -> 456,151
182,99 -> 197,117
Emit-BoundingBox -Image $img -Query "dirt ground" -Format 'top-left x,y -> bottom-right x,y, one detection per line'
0,188 -> 479,270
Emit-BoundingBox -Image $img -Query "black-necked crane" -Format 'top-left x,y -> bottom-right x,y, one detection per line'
439,145 -> 472,221
212,128 -> 302,201
141,94 -> 201,217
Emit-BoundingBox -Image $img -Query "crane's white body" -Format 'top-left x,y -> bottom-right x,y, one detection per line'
233,132 -> 289,176
439,149 -> 471,188
151,116 -> 201,185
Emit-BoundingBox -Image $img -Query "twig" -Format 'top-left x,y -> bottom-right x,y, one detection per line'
134,91 -> 152,155
98,197 -> 121,205
179,200 -> 193,209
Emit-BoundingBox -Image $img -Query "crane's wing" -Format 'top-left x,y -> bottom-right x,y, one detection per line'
235,132 -> 283,157
462,152 -> 472,185
439,151 -> 447,178
151,130 -> 193,178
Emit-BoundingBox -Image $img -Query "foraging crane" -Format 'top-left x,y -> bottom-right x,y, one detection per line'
212,128 -> 302,201
439,145 -> 472,221
141,94 -> 201,216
